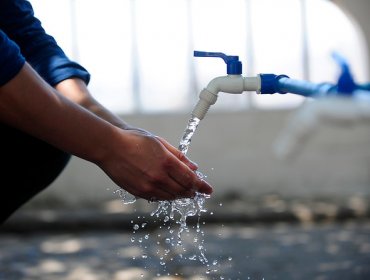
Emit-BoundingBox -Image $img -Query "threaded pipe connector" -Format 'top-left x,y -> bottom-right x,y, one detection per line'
191,89 -> 218,120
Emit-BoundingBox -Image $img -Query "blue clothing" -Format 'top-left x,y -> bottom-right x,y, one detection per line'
0,0 -> 90,223
0,0 -> 90,86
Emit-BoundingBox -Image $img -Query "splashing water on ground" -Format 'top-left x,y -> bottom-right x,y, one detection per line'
116,116 -> 211,267
150,116 -> 211,263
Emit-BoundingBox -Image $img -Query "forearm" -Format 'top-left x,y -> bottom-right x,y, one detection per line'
0,63 -> 116,163
0,64 -> 213,200
55,78 -> 131,130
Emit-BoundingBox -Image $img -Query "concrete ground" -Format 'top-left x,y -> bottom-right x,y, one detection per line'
1,194 -> 370,280
1,219 -> 370,280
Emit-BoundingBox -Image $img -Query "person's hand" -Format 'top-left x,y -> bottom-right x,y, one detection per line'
273,94 -> 370,160
96,128 -> 213,201
0,65 -> 210,202
54,78 -> 211,200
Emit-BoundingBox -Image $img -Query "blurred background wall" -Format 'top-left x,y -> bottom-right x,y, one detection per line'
33,108 -> 370,207
23,0 -> 370,209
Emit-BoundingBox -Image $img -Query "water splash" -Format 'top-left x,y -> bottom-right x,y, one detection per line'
114,189 -> 136,204
117,115 -> 211,269
150,116 -> 210,263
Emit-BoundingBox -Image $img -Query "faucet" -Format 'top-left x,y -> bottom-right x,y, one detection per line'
191,51 -> 261,120
273,52 -> 370,159
191,51 -> 370,121
191,50 -> 334,120
192,50 -> 370,159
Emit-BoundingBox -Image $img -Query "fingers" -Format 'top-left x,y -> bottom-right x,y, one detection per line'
156,137 -> 198,171
166,157 -> 213,196
107,132 -> 212,202
125,172 -> 198,201
127,158 -> 212,201
157,137 -> 212,196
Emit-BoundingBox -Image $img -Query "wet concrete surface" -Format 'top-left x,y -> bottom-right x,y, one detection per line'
1,220 -> 370,280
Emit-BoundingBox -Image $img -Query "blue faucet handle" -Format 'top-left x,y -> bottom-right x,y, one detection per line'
332,52 -> 357,95
194,50 -> 242,75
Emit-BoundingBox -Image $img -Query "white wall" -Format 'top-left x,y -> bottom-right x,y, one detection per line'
35,109 -> 370,207
29,0 -> 370,207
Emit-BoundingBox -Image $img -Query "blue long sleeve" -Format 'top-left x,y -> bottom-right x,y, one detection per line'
0,29 -> 25,86
0,0 -> 90,86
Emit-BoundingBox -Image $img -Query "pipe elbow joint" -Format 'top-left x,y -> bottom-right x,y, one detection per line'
192,75 -> 261,120
206,75 -> 245,94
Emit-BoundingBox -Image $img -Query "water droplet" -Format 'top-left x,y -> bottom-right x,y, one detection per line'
130,237 -> 135,242
228,256 -> 233,261
114,189 -> 136,204
144,234 -> 149,239
189,255 -> 197,261
141,223 -> 147,228
213,260 -> 218,265
133,224 -> 139,230
142,254 -> 148,259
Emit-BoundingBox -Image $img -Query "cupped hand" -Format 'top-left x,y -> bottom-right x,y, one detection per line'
97,127 -> 213,201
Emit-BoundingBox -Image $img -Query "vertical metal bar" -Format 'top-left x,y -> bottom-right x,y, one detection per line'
130,0 -> 142,113
245,0 -> 255,110
186,0 -> 199,107
300,0 -> 310,80
69,0 -> 79,61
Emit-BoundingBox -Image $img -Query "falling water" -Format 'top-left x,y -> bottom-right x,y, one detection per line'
117,115 -> 211,267
151,115 -> 210,263
178,116 -> 201,155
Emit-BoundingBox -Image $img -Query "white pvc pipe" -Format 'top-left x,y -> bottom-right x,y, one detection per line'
191,75 -> 261,120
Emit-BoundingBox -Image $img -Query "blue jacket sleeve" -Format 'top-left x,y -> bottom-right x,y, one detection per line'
0,29 -> 25,86
0,0 -> 90,86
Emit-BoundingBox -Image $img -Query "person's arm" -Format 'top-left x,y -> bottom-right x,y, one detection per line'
54,78 -> 131,130
54,77 -> 199,169
0,63 -> 213,200
0,0 -> 212,199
